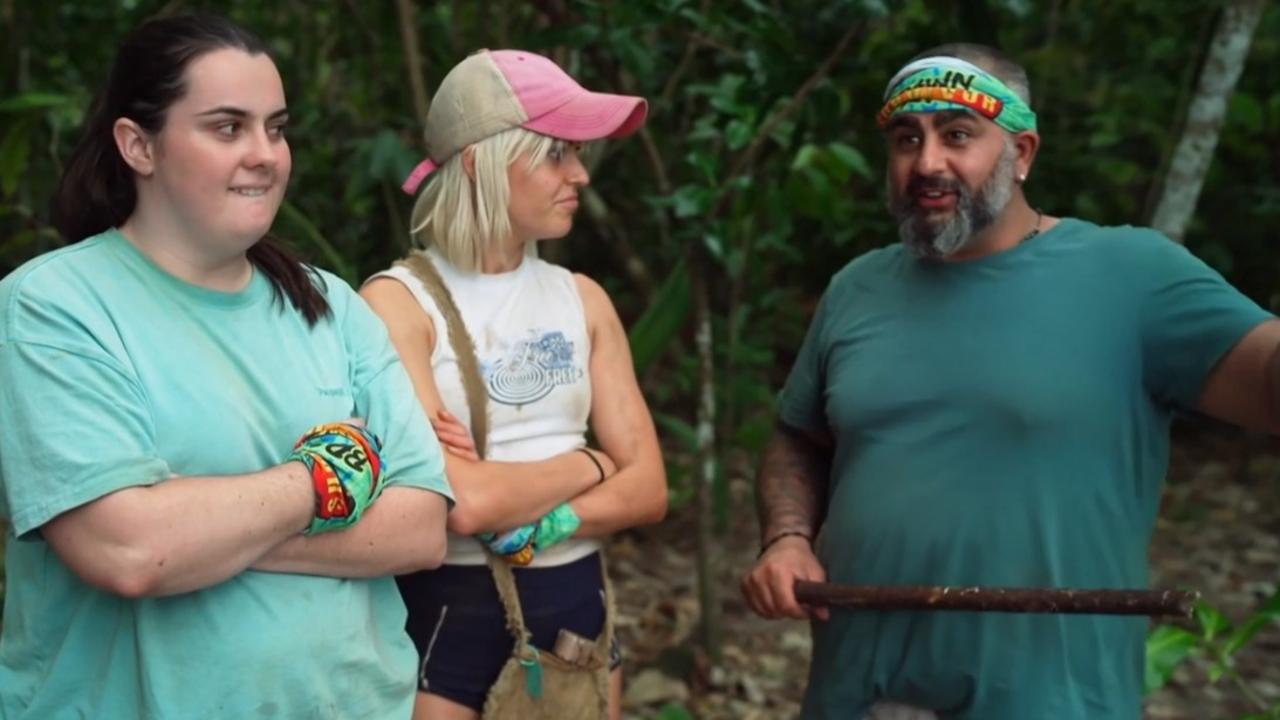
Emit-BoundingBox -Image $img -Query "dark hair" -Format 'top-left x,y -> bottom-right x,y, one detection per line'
910,43 -> 1032,108
51,14 -> 330,325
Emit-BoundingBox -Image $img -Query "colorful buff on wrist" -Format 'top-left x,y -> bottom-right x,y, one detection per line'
478,524 -> 537,566
477,503 -> 580,565
533,502 -> 581,552
288,422 -> 385,535
877,56 -> 1037,133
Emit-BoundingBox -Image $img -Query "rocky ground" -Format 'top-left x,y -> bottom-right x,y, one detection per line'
613,423 -> 1280,720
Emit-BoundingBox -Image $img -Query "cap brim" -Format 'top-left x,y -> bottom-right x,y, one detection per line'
521,91 -> 648,142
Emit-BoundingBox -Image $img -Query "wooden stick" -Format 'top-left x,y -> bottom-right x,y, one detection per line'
794,581 -> 1198,618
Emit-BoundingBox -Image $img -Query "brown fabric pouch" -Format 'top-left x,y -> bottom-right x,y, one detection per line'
396,250 -> 614,720
481,554 -> 615,720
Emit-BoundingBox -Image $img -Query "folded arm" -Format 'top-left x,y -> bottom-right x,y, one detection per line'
360,277 -> 607,535
253,485 -> 449,576
561,274 -> 667,537
42,462 -> 313,598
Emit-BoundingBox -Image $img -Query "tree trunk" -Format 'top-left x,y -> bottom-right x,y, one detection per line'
1149,0 -> 1267,243
395,0 -> 431,128
691,243 -> 722,663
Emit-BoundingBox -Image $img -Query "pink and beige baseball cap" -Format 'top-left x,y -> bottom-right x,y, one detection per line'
402,49 -> 649,194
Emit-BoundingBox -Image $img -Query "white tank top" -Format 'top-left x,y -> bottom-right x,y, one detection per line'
369,248 -> 600,566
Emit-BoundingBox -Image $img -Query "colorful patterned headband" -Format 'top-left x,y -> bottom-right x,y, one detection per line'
877,57 -> 1037,133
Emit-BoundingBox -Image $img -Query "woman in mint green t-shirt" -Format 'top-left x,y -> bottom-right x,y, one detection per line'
0,14 -> 452,720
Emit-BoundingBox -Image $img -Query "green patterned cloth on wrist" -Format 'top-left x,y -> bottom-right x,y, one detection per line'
287,422 -> 385,535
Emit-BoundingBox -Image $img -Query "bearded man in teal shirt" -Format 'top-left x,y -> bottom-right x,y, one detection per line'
741,43 -> 1278,720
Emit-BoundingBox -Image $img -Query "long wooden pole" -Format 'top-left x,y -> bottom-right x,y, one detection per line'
795,581 -> 1198,618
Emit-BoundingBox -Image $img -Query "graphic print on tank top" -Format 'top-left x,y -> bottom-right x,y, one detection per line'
481,328 -> 585,406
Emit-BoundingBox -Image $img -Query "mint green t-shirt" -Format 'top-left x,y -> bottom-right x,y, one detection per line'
0,230 -> 452,719
780,219 -> 1271,719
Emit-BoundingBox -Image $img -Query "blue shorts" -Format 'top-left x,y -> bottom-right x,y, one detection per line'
396,552 -> 621,711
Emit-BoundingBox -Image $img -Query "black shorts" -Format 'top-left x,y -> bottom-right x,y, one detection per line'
396,552 -> 621,711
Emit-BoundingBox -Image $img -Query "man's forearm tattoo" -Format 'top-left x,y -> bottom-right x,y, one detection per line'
755,423 -> 832,546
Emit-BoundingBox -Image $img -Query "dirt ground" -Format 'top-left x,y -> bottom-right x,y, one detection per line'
612,422 -> 1280,720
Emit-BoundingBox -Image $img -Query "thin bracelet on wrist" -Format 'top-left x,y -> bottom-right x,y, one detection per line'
576,447 -> 606,484
758,530 -> 812,557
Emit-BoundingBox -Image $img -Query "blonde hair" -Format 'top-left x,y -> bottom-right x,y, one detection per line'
409,127 -> 561,273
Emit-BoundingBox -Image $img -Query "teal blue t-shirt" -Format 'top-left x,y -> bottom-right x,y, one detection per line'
779,219 -> 1272,719
0,230 -> 452,719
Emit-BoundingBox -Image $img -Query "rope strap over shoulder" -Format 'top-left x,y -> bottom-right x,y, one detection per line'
394,251 -> 490,458
395,250 -> 535,645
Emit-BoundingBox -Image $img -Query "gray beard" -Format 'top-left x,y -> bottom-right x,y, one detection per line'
890,141 -> 1018,259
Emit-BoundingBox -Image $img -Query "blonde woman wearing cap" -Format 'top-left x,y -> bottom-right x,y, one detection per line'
361,49 -> 667,720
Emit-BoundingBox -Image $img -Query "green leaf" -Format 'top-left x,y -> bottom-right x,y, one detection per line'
0,229 -> 38,260
647,702 -> 695,720
628,259 -> 691,374
1088,130 -> 1120,149
801,166 -> 833,199
0,119 -> 32,198
366,129 -> 419,187
670,185 -> 713,219
709,74 -> 746,115
1223,585 -> 1280,656
828,142 -> 873,181
345,130 -> 420,203
791,143 -> 821,171
684,148 -> 720,185
1144,625 -> 1200,693
1208,658 -> 1229,683
725,119 -> 753,151
653,411 -> 698,451
1194,601 -> 1232,643
0,92 -> 71,113
702,233 -> 725,263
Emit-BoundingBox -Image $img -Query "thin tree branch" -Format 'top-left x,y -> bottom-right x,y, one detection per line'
382,182 -> 409,256
497,0 -> 510,47
580,187 -> 656,301
636,127 -> 672,196
713,19 -> 866,217
660,0 -> 714,109
396,0 -> 431,128
692,242 -> 722,662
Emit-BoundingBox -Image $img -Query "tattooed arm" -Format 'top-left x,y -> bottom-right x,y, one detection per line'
741,420 -> 834,621
756,421 -> 833,548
